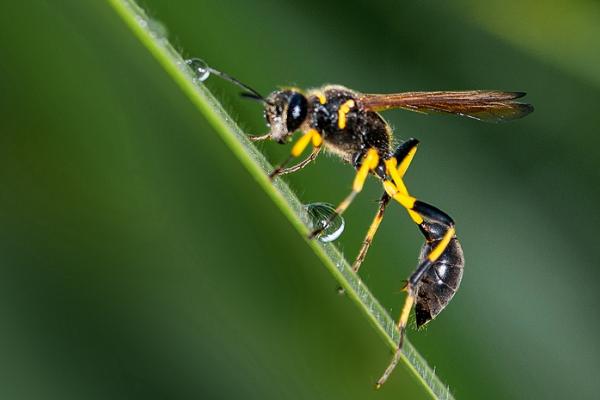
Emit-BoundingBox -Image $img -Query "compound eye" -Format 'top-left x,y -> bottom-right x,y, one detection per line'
286,93 -> 308,132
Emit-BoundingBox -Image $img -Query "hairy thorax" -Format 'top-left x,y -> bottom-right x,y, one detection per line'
307,85 -> 393,165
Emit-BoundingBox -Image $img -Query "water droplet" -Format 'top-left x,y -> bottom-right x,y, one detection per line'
304,202 -> 345,243
185,58 -> 210,83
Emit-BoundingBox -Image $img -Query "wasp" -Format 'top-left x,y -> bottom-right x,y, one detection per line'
197,61 -> 533,387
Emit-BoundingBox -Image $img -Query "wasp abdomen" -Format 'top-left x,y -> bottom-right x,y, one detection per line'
415,236 -> 464,328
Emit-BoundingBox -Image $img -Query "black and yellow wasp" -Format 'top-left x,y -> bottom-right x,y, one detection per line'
196,61 -> 533,387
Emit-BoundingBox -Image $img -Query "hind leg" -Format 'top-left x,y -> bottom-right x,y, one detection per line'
352,139 -> 420,273
375,183 -> 457,388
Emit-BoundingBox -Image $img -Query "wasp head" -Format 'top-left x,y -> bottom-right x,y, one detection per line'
264,90 -> 308,143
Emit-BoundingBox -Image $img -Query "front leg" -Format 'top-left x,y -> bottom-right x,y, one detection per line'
276,146 -> 322,176
248,133 -> 271,142
269,129 -> 323,180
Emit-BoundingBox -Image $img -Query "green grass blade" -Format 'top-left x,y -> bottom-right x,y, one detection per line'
107,0 -> 454,398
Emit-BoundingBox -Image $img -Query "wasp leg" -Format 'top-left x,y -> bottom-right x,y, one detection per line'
375,225 -> 455,388
276,146 -> 321,176
376,183 -> 456,388
269,129 -> 322,180
382,182 -> 454,227
248,133 -> 271,142
384,139 -> 423,225
308,148 -> 380,239
352,193 -> 390,272
352,139 -> 420,274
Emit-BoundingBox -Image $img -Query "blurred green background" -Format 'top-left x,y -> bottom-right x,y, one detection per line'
1,0 -> 599,399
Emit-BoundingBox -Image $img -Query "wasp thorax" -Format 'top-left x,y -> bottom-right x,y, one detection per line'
264,90 -> 308,143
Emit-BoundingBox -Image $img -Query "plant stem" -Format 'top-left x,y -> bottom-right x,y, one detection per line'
107,0 -> 454,398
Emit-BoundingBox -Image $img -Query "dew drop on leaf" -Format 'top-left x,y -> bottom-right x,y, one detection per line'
304,202 -> 345,243
185,58 -> 210,83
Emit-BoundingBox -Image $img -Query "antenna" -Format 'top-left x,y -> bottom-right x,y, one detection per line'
186,58 -> 269,104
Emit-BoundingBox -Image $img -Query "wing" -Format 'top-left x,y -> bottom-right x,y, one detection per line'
358,91 -> 534,123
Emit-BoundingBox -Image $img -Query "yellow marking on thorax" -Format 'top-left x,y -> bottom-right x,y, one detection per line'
316,92 -> 326,105
338,99 -> 355,129
306,88 -> 327,105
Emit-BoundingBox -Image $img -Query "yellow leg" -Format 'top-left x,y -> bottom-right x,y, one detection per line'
376,216 -> 456,389
367,140 -> 457,388
350,176 -> 418,274
308,148 -> 379,239
375,289 -> 415,389
352,142 -> 420,273
383,181 -> 418,212
383,181 -> 454,228
352,194 -> 389,272
335,148 -> 379,215
384,158 -> 422,224
397,144 -> 418,177
269,129 -> 322,180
